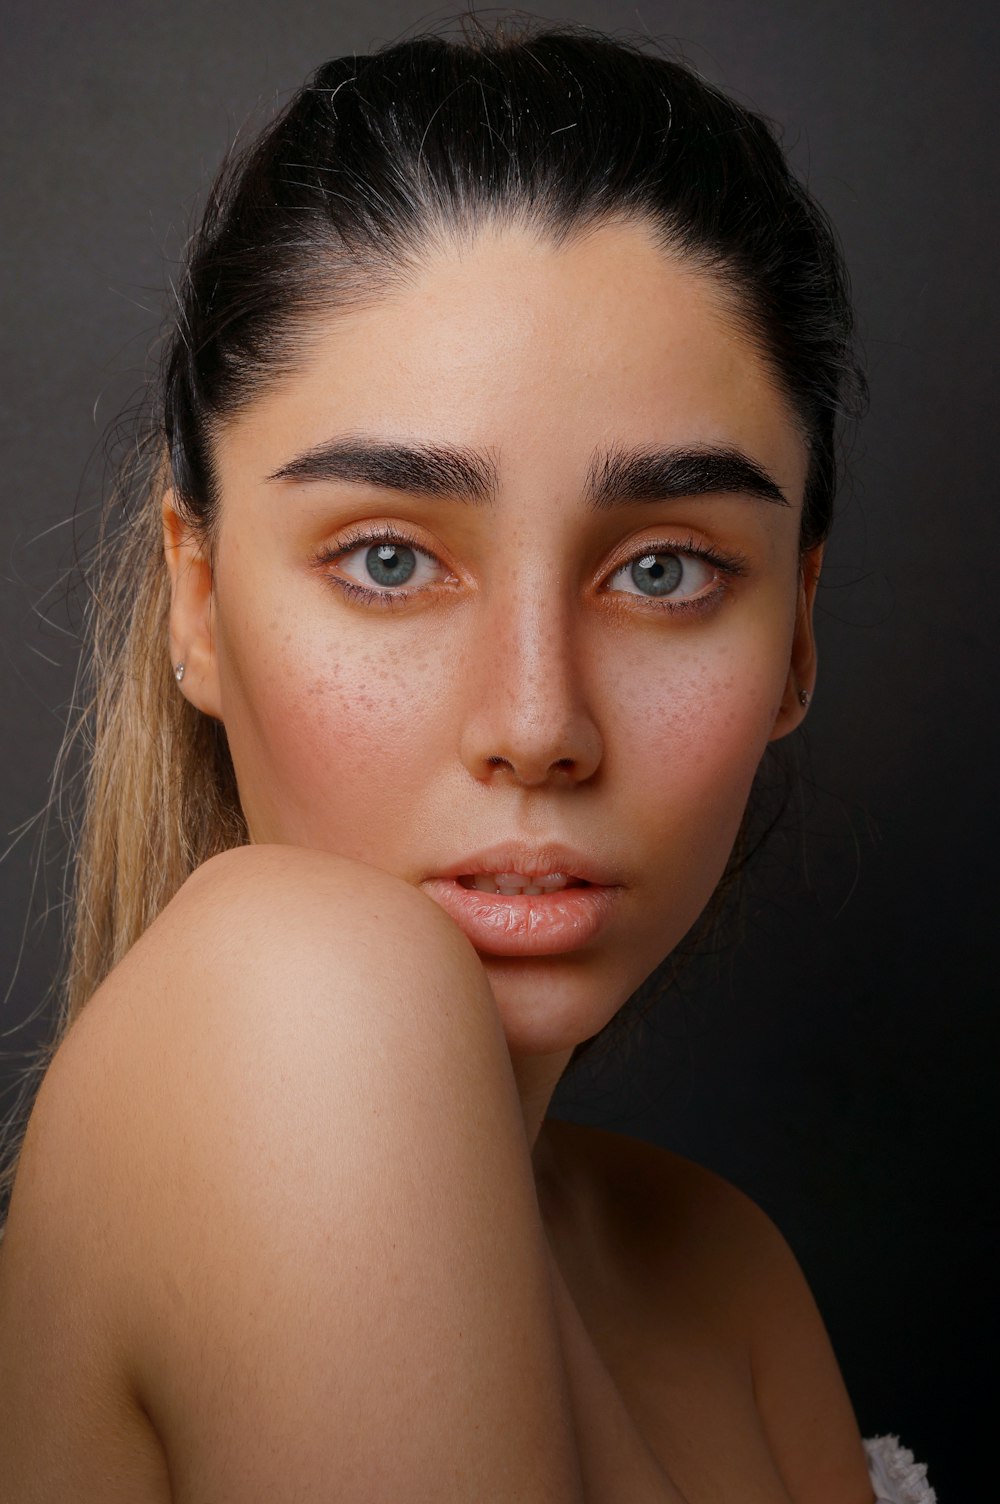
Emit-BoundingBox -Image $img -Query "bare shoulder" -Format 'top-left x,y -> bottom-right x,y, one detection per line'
55,843 -> 485,1084
0,846 -> 467,1499
98,841 -> 475,1006
1,847 -> 582,1501
541,1117 -> 785,1321
1,840 -> 491,1334
546,1119 -> 874,1504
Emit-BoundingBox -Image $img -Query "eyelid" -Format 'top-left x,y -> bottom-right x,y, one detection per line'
330,519 -> 440,552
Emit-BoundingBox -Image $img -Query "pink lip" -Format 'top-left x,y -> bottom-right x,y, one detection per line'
420,842 -> 624,957
420,878 -> 620,957
426,841 -> 619,888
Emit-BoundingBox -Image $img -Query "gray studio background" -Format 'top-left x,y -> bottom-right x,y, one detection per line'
2,1 -> 996,1494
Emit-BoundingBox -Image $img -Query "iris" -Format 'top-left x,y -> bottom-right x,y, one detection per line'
366,543 -> 417,587
631,552 -> 682,596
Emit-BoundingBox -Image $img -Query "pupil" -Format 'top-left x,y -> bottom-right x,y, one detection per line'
366,543 -> 417,587
631,552 -> 682,596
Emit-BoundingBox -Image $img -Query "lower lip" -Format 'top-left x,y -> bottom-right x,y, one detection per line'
419,879 -> 620,957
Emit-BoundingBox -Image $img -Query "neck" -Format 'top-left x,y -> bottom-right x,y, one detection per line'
510,1046 -> 575,1153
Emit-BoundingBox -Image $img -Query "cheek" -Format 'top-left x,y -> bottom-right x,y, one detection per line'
609,634 -> 786,864
215,597 -> 446,845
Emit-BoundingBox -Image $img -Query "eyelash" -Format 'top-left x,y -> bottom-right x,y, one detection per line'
312,523 -> 748,615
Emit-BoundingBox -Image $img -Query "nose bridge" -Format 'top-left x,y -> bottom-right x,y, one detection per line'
460,560 -> 603,786
500,565 -> 570,700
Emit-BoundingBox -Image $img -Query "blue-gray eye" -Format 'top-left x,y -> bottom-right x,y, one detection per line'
365,542 -> 417,587
332,533 -> 450,595
630,553 -> 682,596
608,549 -> 715,600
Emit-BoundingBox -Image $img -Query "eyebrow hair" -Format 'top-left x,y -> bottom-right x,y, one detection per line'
268,437 -> 499,505
588,441 -> 790,510
267,436 -> 790,509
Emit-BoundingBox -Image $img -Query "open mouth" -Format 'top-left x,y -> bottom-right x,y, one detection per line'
455,872 -> 589,896
421,873 -> 616,956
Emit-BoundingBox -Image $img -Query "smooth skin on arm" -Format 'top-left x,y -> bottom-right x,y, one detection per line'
0,845 -> 597,1503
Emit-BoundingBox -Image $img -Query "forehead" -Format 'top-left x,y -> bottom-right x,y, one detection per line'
215,219 -> 808,502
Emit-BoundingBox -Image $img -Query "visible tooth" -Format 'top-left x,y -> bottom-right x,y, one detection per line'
466,871 -> 576,896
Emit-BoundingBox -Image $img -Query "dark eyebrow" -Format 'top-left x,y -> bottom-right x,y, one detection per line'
267,438 -> 499,505
586,442 -> 789,509
267,436 -> 789,509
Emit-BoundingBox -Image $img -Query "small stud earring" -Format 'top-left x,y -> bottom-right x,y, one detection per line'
174,663 -> 186,683
798,688 -> 810,707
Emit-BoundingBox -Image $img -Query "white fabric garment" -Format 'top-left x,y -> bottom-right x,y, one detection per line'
864,1435 -> 937,1503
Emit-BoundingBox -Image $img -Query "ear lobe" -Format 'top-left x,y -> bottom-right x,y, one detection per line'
769,544 -> 823,743
162,490 -> 224,721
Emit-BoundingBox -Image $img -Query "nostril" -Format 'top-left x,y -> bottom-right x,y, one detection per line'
479,753 -> 583,786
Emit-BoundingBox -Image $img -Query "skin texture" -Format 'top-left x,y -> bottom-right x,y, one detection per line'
0,218 -> 874,1504
163,218 -> 820,1151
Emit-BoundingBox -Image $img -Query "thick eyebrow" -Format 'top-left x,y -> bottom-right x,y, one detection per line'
267,438 -> 499,505
587,441 -> 790,510
266,436 -> 789,509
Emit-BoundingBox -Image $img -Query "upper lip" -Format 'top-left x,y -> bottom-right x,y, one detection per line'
424,842 -> 621,886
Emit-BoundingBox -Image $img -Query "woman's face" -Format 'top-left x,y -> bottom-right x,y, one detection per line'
166,219 -> 817,1060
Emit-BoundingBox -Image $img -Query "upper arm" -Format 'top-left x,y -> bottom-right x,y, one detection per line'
1,846 -> 583,1503
0,988 -> 155,1500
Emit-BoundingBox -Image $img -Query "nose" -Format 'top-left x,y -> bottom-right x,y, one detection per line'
458,586 -> 604,789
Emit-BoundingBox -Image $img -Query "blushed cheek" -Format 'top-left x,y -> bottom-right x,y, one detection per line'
220,619 -> 447,851
622,649 -> 783,854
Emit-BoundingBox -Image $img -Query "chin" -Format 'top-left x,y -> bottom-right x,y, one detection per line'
478,950 -> 637,1059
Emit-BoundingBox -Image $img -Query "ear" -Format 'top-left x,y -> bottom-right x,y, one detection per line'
769,544 -> 823,742
162,490 -> 224,721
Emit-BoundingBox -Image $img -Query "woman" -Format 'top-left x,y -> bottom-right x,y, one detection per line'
0,15 -> 936,1502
